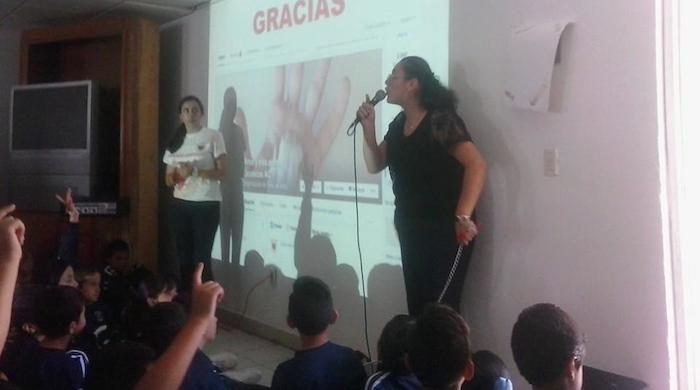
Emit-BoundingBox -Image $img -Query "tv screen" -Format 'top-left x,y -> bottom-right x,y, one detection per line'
11,81 -> 92,151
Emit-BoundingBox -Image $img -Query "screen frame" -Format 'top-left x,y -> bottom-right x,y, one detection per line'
9,79 -> 94,157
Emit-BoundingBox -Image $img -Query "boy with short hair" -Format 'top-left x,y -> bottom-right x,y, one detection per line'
74,266 -> 110,350
271,276 -> 366,390
408,304 -> 474,390
100,239 -> 132,326
510,303 -> 585,390
12,286 -> 89,390
76,266 -> 102,306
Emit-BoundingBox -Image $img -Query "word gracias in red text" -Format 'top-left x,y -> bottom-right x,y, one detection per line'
253,0 -> 346,34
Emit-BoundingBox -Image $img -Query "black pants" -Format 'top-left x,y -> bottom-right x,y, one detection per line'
395,215 -> 473,316
170,199 -> 220,291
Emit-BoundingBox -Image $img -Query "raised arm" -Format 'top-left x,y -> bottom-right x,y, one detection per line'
0,204 -> 25,355
55,188 -> 79,265
134,263 -> 224,390
357,99 -> 388,173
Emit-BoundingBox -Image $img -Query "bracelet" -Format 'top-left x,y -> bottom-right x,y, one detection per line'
455,215 -> 472,224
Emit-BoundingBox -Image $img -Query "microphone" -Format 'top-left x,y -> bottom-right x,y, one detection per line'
347,89 -> 387,134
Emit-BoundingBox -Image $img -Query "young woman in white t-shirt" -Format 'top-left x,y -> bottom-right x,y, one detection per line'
164,96 -> 226,291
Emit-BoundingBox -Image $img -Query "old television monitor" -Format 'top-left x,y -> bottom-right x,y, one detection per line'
8,80 -> 114,210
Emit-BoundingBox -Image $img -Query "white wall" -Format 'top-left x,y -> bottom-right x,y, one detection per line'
163,1 -> 671,389
0,28 -> 21,204
452,1 -> 669,389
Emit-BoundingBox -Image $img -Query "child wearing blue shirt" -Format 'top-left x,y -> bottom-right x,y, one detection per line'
12,286 -> 89,390
271,276 -> 366,390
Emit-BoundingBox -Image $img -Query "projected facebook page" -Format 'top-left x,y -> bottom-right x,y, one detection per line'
211,51 -> 383,201
209,0 -> 448,273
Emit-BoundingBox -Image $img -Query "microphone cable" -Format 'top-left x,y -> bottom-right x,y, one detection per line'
437,244 -> 465,304
348,114 -> 465,360
350,121 -> 372,361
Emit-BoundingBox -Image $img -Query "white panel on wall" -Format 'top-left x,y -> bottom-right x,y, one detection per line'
504,21 -> 573,112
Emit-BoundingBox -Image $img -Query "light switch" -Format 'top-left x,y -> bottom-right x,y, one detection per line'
544,148 -> 560,176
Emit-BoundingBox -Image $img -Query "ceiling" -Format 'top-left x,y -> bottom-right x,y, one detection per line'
0,0 -> 209,30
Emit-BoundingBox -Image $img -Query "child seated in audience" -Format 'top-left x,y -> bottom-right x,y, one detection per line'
366,314 -> 421,390
141,274 -> 178,307
74,265 -> 112,351
462,350 -> 513,390
271,276 -> 367,390
119,274 -> 178,342
84,340 -> 155,390
12,286 -> 89,390
510,303 -> 585,390
133,263 -> 227,390
408,304 -> 474,390
100,239 -> 133,325
142,301 -> 259,389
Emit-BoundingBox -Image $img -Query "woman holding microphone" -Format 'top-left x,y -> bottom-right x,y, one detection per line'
356,57 -> 486,316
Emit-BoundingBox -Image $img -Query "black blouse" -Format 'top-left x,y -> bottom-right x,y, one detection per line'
385,110 -> 472,221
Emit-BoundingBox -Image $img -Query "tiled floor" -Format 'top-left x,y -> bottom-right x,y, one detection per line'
203,325 -> 295,387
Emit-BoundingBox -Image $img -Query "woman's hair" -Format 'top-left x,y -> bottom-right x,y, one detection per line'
398,56 -> 457,112
166,95 -> 204,153
399,56 -> 468,149
377,314 -> 415,375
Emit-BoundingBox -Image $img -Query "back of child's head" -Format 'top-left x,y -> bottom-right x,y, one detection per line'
377,314 -> 415,375
510,303 -> 585,388
84,340 -> 155,390
35,286 -> 84,339
104,239 -> 129,262
462,350 -> 512,390
10,283 -> 43,337
409,304 -> 472,389
288,276 -> 334,336
140,274 -> 178,304
141,302 -> 187,356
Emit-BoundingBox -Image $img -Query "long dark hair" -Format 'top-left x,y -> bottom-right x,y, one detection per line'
398,56 -> 457,111
166,95 -> 204,153
399,56 -> 467,148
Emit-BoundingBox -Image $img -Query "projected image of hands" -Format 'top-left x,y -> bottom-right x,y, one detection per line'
260,58 -> 349,190
215,50 -> 382,200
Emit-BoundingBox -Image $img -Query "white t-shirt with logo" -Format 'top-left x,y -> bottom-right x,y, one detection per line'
163,127 -> 227,201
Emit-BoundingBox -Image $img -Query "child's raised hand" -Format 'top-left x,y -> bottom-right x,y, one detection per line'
190,263 -> 224,322
55,188 -> 79,223
0,204 -> 25,266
